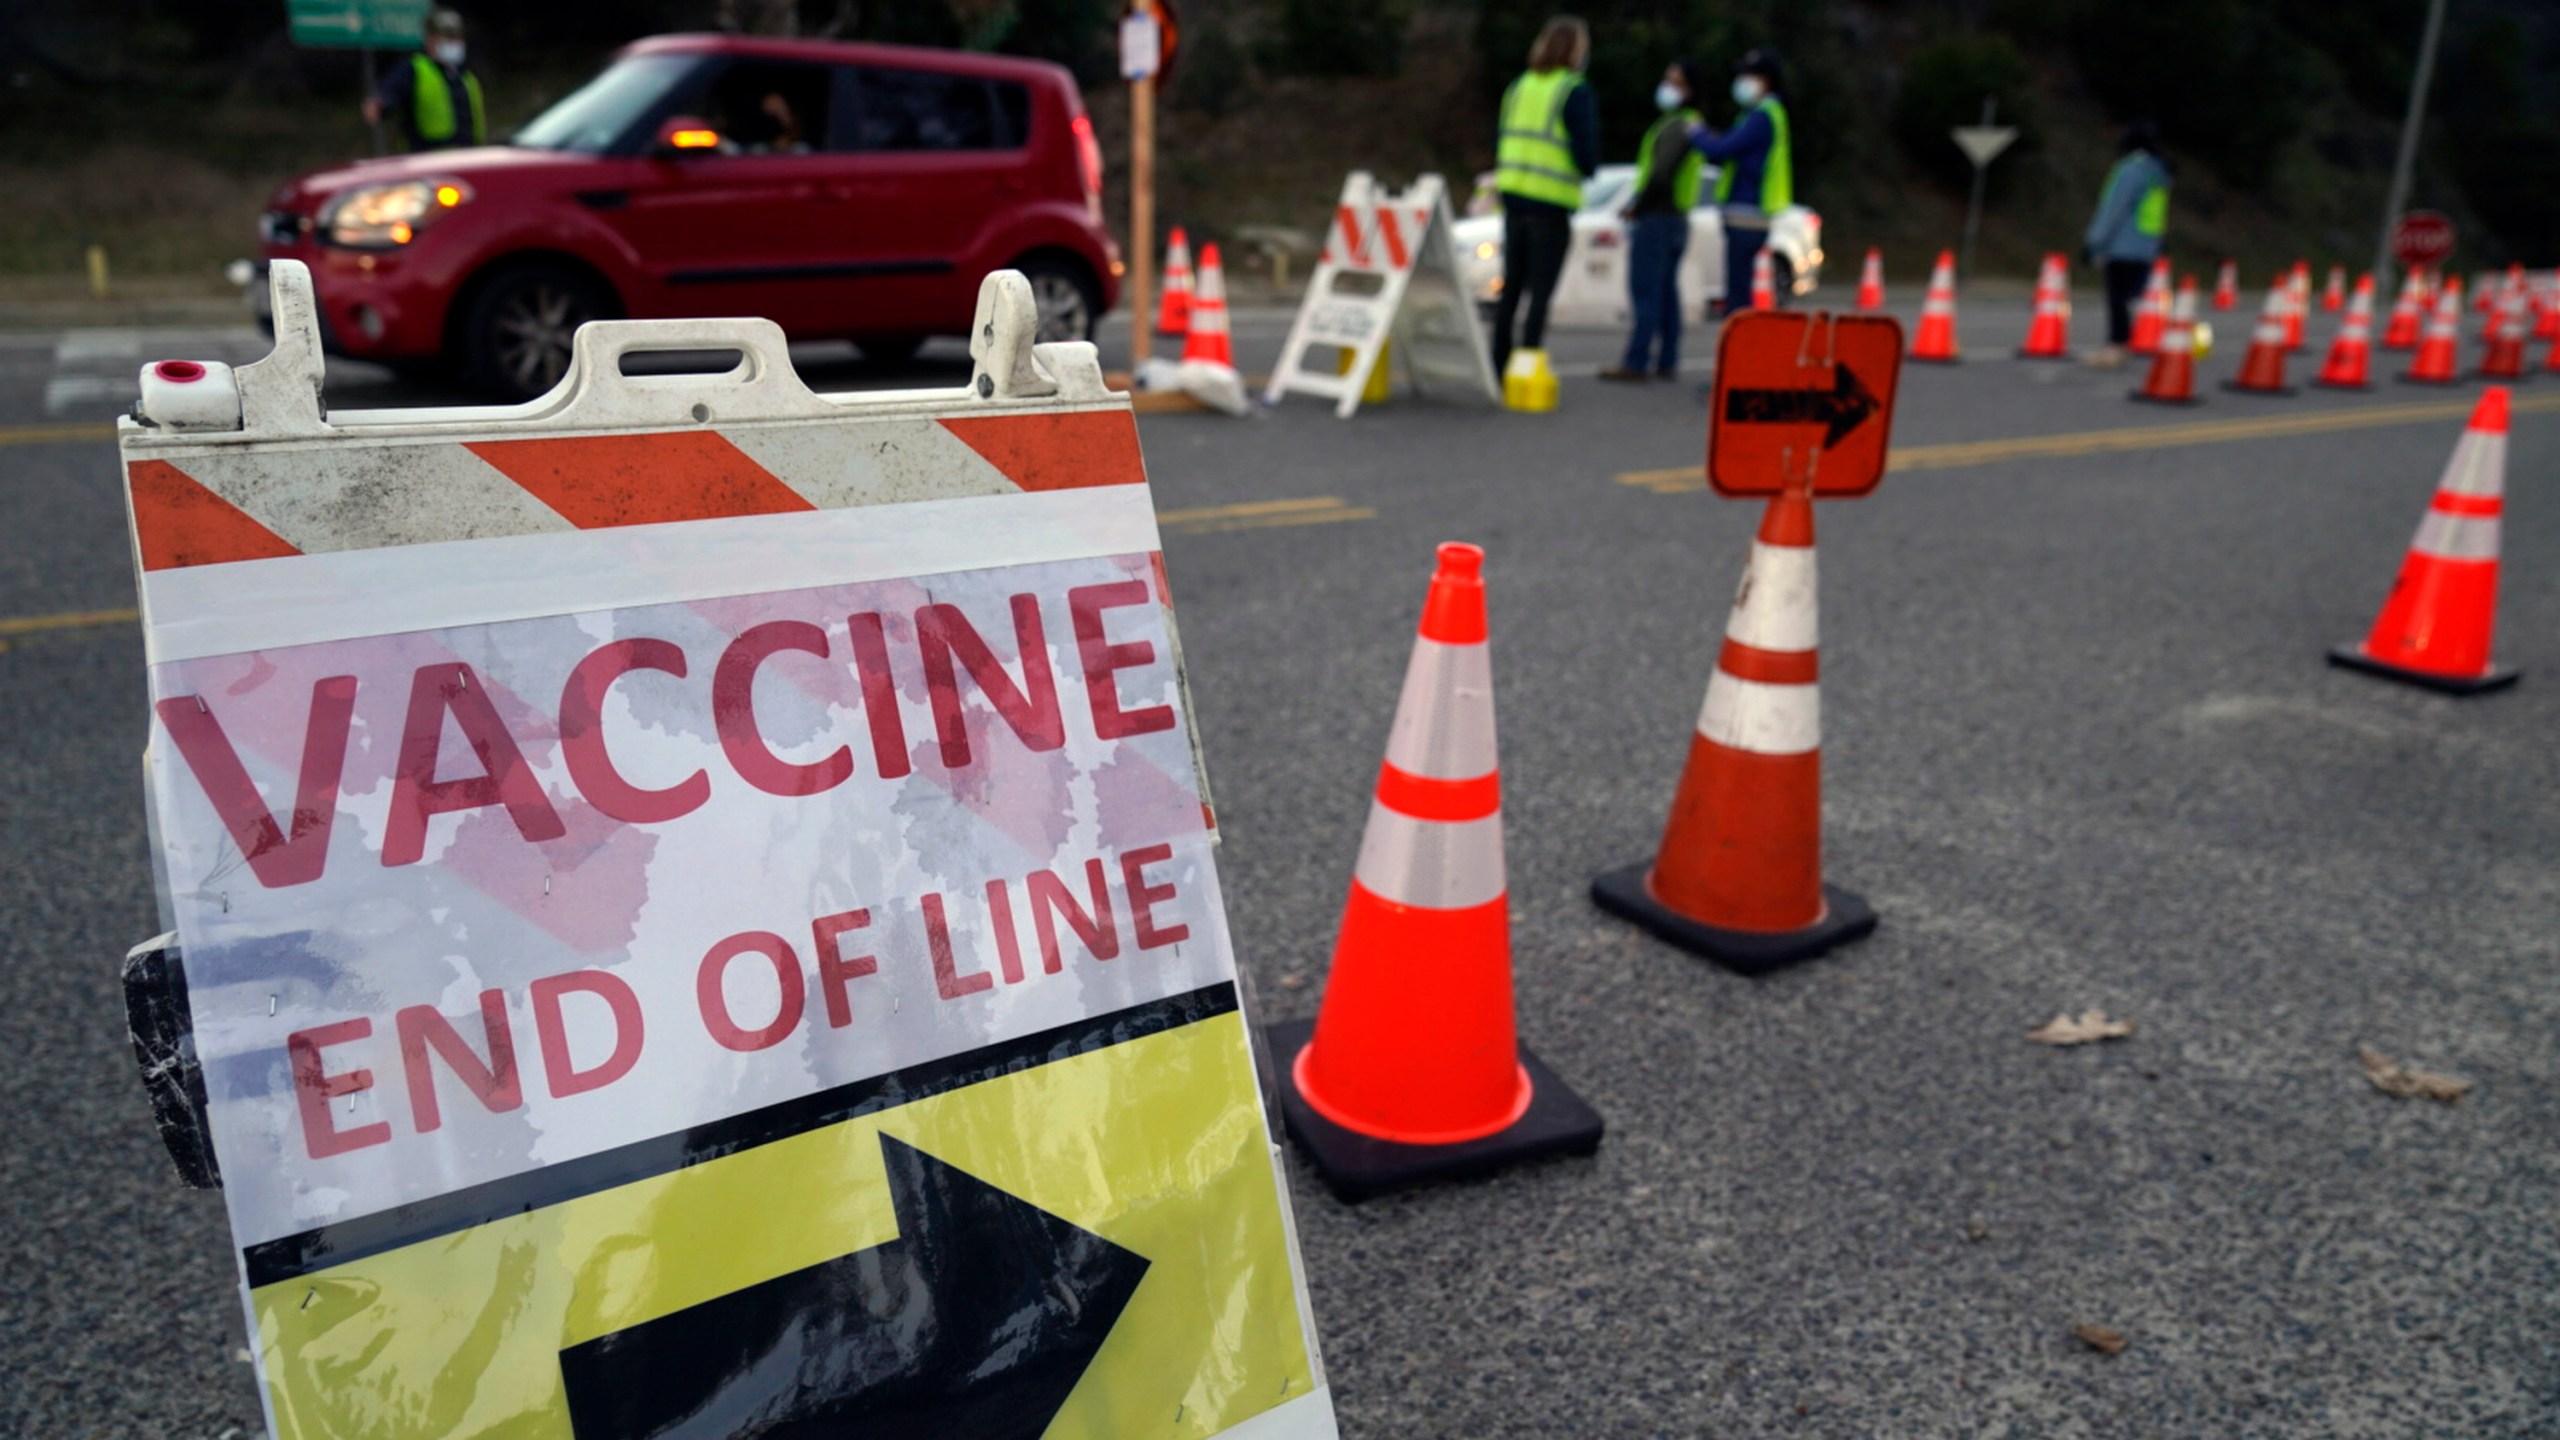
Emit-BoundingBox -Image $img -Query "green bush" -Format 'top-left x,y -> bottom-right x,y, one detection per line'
1892,33 -> 2036,193
2068,0 -> 2306,189
1263,0 -> 1412,78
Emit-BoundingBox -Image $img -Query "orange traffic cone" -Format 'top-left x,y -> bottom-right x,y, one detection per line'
1750,247 -> 1778,310
1855,247 -> 1885,310
2223,285 -> 2297,395
2282,264 -> 2310,351
1154,225 -> 1194,337
2130,277 -> 2201,405
2321,263 -> 2347,312
2329,388 -> 2519,694
1180,243 -> 1234,369
2472,269 -> 2502,313
1911,249 -> 1960,362
2533,270 -> 2560,340
1274,543 -> 1603,1197
2129,258 -> 2170,355
1593,484 -> 1876,972
2315,274 -> 2376,390
2489,265 -> 2523,313
2382,269 -> 2429,350
2543,322 -> 2560,376
2479,283 -> 2531,380
2401,277 -> 2465,384
2018,252 -> 2072,359
2213,258 -> 2240,311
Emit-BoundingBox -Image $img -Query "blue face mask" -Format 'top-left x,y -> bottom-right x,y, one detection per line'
1655,82 -> 1686,113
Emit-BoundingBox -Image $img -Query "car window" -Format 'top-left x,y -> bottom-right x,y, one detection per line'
512,53 -> 701,154
836,67 -> 1004,152
992,80 -> 1032,147
694,59 -> 833,155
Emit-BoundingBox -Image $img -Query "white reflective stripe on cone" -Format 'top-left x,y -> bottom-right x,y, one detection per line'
1696,671 -> 1821,755
1724,541 -> 1818,653
1351,804 -> 1506,910
2436,432 -> 2508,498
2410,512 -> 2501,561
1383,638 -> 1498,780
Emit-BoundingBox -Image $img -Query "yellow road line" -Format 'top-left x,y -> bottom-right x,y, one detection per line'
1158,497 -> 1375,534
0,605 -> 137,637
0,422 -> 117,448
1615,390 -> 2560,492
1169,507 -> 1377,535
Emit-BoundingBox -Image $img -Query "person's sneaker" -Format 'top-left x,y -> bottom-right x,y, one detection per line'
1598,366 -> 1647,382
2082,345 -> 2128,370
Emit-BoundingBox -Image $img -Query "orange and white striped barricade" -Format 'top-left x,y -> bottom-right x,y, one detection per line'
1266,170 -> 1499,418
1593,311 -> 1899,971
113,261 -> 1342,1440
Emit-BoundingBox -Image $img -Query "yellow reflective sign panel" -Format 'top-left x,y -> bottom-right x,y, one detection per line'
253,998 -> 1317,1439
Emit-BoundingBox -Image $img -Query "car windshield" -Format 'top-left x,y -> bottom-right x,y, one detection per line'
1581,170 -> 1633,213
513,54 -> 700,153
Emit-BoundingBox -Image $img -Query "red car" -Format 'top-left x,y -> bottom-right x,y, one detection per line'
257,34 -> 1119,398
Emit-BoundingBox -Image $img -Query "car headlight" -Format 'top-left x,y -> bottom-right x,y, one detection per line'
1474,241 -> 1499,261
322,179 -> 472,248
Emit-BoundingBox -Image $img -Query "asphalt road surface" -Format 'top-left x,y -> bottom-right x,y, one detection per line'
3,293 -> 2554,1438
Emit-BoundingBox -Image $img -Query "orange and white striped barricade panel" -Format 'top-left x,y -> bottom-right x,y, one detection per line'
1265,170 -> 1499,418
116,262 -> 1339,1440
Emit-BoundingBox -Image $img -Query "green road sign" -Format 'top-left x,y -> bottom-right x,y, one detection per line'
287,0 -> 431,49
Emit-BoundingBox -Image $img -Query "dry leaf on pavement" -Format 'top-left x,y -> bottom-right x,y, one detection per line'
2359,1047 -> 2472,1103
2027,1010 -> 2134,1046
2073,1324 -> 2128,1356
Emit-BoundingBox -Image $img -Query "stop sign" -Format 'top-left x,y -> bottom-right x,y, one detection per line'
2392,211 -> 2456,271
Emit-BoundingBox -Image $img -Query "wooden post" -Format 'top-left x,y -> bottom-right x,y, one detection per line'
1129,68 -> 1156,367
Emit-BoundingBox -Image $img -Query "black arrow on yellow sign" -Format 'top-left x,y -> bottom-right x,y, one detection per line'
1722,364 -> 1881,449
559,1134 -> 1150,1439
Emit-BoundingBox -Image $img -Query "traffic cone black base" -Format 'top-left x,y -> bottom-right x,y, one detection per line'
2314,377 -> 2373,392
2327,645 -> 2518,696
2396,373 -> 2465,387
1263,1018 -> 1603,1202
2126,389 -> 2202,407
1591,865 -> 1875,974
2220,379 -> 2297,398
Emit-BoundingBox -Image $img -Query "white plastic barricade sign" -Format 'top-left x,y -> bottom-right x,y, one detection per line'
1265,171 -> 1500,418
117,262 -> 1338,1440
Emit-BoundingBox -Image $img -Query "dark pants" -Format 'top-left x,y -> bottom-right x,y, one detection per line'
1494,197 -> 1572,375
1723,225 -> 1769,318
1622,213 -> 1690,373
2104,259 -> 2152,344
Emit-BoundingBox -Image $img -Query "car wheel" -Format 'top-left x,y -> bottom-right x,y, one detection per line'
854,334 -> 926,364
461,260 -> 613,402
1770,252 -> 1798,300
1015,257 -> 1101,344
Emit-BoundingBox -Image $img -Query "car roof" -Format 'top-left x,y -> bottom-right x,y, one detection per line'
623,33 -> 1071,86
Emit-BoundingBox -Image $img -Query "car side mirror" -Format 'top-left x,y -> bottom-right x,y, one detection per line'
652,116 -> 723,158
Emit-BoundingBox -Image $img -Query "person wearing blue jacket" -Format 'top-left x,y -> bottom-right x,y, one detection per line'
1685,48 -> 1793,318
2082,120 -> 2172,367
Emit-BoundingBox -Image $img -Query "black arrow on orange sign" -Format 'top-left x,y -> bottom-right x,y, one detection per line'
558,1134 -> 1150,1440
1722,364 -> 1881,449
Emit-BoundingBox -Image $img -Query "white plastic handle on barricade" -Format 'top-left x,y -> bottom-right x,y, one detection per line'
139,261 -> 1109,443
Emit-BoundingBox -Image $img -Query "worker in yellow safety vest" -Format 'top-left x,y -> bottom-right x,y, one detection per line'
363,8 -> 487,153
1602,56 -> 1707,381
1490,15 -> 1601,378
1684,47 -> 1793,319
2081,119 -> 2173,368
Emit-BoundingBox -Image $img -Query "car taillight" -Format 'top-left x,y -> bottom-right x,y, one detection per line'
1071,112 -> 1104,224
